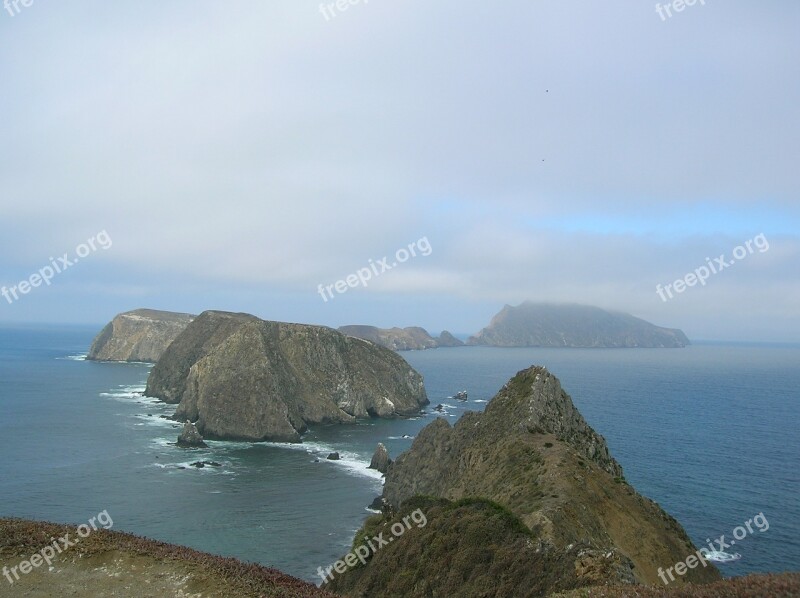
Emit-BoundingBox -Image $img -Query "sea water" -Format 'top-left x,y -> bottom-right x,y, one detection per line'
0,324 -> 797,582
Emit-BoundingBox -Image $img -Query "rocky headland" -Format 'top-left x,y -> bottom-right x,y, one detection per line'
144,311 -> 428,442
468,302 -> 690,348
87,309 -> 195,362
327,366 -> 720,596
338,325 -> 464,351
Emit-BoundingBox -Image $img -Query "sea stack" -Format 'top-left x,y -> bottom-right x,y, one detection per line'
177,421 -> 208,448
368,443 -> 392,474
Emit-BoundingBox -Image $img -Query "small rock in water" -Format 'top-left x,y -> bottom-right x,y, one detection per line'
368,496 -> 386,510
327,452 -> 340,461
177,421 -> 208,448
368,443 -> 392,474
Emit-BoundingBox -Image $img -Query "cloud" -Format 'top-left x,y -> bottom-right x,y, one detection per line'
0,0 -> 798,340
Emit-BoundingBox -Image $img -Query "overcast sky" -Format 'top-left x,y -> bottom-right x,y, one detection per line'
1,1 -> 798,342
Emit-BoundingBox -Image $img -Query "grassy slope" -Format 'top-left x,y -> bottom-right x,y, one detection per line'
0,518 -> 331,598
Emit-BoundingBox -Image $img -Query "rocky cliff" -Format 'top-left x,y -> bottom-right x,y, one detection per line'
87,309 -> 195,362
329,366 -> 719,596
469,302 -> 690,348
338,325 -> 464,351
145,311 -> 428,442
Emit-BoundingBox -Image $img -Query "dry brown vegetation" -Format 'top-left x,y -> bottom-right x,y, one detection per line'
0,518 -> 331,598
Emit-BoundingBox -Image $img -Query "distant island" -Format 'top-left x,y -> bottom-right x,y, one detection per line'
87,309 -> 195,362
468,302 -> 690,348
144,311 -> 429,442
338,325 -> 464,351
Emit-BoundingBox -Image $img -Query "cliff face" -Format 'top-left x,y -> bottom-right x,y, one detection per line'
338,325 -> 464,351
349,366 -> 721,592
468,303 -> 690,348
87,309 -> 195,362
145,311 -> 428,442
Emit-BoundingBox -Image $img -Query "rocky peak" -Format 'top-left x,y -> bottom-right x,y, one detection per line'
486,366 -> 622,477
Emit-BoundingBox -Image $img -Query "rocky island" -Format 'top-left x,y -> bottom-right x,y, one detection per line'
338,325 -> 464,351
468,302 -> 690,348
145,311 -> 428,442
327,366 -> 718,596
87,309 -> 195,362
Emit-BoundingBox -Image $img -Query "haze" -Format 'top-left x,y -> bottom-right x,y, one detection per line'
1,0 -> 798,342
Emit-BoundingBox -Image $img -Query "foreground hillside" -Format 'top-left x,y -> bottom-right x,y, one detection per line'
552,574 -> 800,597
0,518 -> 330,598
2,518 -> 797,597
328,366 -> 723,596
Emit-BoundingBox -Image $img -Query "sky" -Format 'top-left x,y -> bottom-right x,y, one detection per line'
0,0 -> 798,342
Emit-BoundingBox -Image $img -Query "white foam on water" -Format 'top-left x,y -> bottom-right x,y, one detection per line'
151,438 -> 175,448
133,414 -> 179,428
119,383 -> 147,393
265,440 -> 384,483
700,549 -> 742,563
99,392 -> 142,403
57,353 -> 87,361
473,399 -> 488,403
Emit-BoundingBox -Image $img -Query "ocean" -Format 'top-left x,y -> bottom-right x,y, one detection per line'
0,324 -> 798,583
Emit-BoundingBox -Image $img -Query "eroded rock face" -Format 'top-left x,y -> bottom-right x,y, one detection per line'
88,309 -> 195,362
145,311 -> 428,442
468,302 -> 690,348
381,366 -> 720,587
368,443 -> 392,474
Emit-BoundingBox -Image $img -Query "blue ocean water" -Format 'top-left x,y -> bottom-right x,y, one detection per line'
0,324 -> 798,583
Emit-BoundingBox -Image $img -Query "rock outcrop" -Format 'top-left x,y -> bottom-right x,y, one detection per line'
368,443 -> 392,474
330,366 -> 719,596
435,330 -> 465,347
145,311 -> 428,442
176,421 -> 207,448
468,302 -> 690,348
338,325 -> 463,351
87,309 -> 195,362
